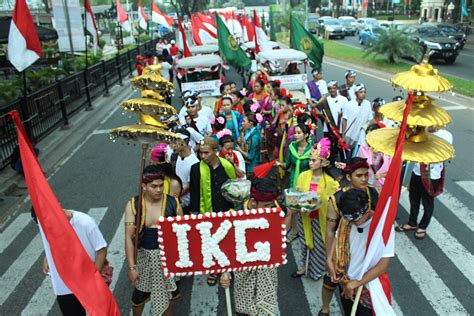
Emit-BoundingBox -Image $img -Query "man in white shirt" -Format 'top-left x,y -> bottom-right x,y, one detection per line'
339,70 -> 357,101
178,90 -> 214,124
35,208 -> 107,315
322,81 -> 347,163
172,128 -> 200,213
305,69 -> 328,112
397,127 -> 453,240
179,96 -> 212,136
342,83 -> 373,155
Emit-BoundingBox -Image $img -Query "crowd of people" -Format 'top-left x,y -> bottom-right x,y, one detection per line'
35,45 -> 453,316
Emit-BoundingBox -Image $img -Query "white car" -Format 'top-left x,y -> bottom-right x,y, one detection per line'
355,18 -> 380,34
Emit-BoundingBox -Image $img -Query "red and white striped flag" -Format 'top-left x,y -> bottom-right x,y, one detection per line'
84,0 -> 99,54
191,14 -> 217,45
152,1 -> 173,29
178,16 -> 192,57
137,0 -> 148,30
8,0 -> 42,72
116,0 -> 131,32
196,12 -> 217,36
354,93 -> 414,315
253,10 -> 271,54
241,11 -> 255,42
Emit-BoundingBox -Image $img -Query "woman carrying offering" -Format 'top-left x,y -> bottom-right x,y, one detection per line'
236,113 -> 263,178
292,138 -> 339,279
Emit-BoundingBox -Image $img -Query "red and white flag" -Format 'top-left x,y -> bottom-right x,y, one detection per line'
253,10 -> 271,54
178,16 -> 192,57
137,0 -> 148,30
241,11 -> 255,42
8,0 -> 42,72
116,0 -> 131,32
196,12 -> 217,36
152,1 -> 173,28
8,111 -> 120,316
84,0 -> 99,54
191,14 -> 217,46
353,93 -> 414,315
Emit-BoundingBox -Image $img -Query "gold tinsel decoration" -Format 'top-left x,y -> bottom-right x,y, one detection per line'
120,98 -> 177,117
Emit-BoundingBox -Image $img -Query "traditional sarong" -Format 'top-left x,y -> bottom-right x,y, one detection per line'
234,268 -> 278,315
297,216 -> 326,280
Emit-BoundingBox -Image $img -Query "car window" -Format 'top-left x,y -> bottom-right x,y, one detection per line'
326,19 -> 339,25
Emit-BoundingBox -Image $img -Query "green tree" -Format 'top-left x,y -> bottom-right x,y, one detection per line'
363,27 -> 422,64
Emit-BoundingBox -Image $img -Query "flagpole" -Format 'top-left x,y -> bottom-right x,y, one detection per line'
351,286 -> 363,316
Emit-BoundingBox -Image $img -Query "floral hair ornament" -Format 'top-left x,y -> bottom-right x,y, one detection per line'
256,72 -> 268,84
310,137 -> 331,160
256,113 -> 263,124
240,88 -> 248,96
216,129 -> 232,139
150,143 -> 168,162
250,101 -> 260,113
210,117 -> 216,124
374,121 -> 386,128
216,116 -> 225,124
305,121 -> 316,132
293,102 -> 307,117
273,79 -> 281,87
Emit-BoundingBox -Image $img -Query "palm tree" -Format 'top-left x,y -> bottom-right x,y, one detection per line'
363,27 -> 423,64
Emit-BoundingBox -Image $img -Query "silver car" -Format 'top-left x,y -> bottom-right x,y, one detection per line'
339,16 -> 357,36
355,18 -> 380,34
318,18 -> 345,39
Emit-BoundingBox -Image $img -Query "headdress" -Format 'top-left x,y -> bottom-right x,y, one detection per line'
327,80 -> 338,88
354,83 -> 366,93
250,177 -> 279,202
199,137 -> 218,150
343,158 -> 369,174
345,70 -> 357,78
256,72 -> 268,84
256,113 -> 263,124
280,88 -> 293,99
273,79 -> 281,87
372,97 -> 386,108
150,143 -> 168,162
216,129 -> 232,139
312,68 -> 321,76
293,102 -> 307,117
250,101 -> 260,113
339,189 -> 369,222
310,137 -> 331,159
240,88 -> 248,96
182,89 -> 200,99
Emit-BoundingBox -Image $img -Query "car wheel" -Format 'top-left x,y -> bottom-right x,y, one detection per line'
359,37 -> 364,45
341,36 -> 345,40
445,56 -> 457,65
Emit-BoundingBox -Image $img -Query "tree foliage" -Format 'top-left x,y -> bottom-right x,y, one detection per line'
363,27 -> 422,64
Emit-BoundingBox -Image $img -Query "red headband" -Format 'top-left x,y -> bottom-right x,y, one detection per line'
250,186 -> 279,202
343,159 -> 369,175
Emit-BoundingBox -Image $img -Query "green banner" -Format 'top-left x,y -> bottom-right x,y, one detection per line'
290,17 -> 324,69
216,15 -> 251,68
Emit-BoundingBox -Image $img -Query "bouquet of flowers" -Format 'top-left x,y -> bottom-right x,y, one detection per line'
221,179 -> 252,204
284,188 -> 322,213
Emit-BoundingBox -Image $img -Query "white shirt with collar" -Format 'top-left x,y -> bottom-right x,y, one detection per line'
324,95 -> 347,132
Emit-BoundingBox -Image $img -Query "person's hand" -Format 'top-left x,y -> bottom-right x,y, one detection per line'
335,162 -> 346,170
128,269 -> 139,287
42,258 -> 49,275
220,272 -> 232,289
274,161 -> 282,167
342,280 -> 361,301
326,259 -> 338,283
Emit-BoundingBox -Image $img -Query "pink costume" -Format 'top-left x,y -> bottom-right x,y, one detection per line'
357,143 -> 391,190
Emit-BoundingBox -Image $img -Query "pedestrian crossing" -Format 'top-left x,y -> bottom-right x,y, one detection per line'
0,181 -> 472,315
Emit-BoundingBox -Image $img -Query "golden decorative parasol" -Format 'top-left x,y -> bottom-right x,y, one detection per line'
131,73 -> 175,94
109,114 -> 177,143
366,127 -> 454,164
120,98 -> 177,117
391,63 -> 453,92
380,95 -> 452,127
142,64 -> 163,75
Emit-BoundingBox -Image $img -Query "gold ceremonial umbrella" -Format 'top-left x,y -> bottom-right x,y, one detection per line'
381,95 -> 452,127
391,63 -> 452,92
142,64 -> 163,75
131,73 -> 175,94
366,127 -> 454,164
120,98 -> 177,117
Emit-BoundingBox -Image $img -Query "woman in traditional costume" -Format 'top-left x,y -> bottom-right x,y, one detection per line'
291,138 -> 339,279
248,78 -> 269,110
150,143 -> 182,197
220,96 -> 241,140
236,113 -> 263,178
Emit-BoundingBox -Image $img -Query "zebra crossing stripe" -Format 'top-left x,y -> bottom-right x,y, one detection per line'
455,180 -> 474,197
0,213 -> 31,253
394,231 -> 468,314
21,207 -> 108,315
290,241 -> 342,315
438,191 -> 474,232
189,275 -> 220,315
108,213 -> 125,291
399,193 -> 474,285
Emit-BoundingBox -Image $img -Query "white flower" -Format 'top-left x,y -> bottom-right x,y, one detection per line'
172,223 -> 194,268
234,219 -> 271,264
196,220 -> 232,268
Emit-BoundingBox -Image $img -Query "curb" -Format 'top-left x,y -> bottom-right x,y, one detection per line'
0,78 -> 135,222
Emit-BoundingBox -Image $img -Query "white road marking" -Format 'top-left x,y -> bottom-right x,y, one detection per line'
394,231 -> 468,314
0,213 -> 31,253
108,213 -> 125,292
290,241 -> 342,315
21,208 -> 108,315
189,275 -> 219,316
92,129 -> 113,135
455,181 -> 474,197
438,191 -> 474,232
440,105 -> 468,111
399,193 -> 474,285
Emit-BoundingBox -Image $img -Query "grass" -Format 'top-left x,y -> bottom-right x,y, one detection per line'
275,31 -> 473,97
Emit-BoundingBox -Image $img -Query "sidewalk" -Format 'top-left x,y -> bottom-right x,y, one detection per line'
0,78 -> 135,224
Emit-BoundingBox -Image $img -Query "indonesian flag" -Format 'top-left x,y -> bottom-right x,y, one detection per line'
7,0 -> 42,72
241,11 -> 255,42
196,12 -> 217,36
253,10 -> 271,54
116,0 -> 131,32
222,11 -> 242,38
353,93 -> 414,315
84,0 -> 99,54
152,1 -> 173,28
137,0 -> 148,30
178,16 -> 192,57
191,14 -> 217,46
8,111 -> 120,315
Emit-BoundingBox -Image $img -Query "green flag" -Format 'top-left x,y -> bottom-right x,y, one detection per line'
216,15 -> 251,68
269,8 -> 277,41
261,13 -> 266,33
290,16 -> 324,69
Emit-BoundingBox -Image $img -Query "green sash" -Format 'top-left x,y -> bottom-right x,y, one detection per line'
199,158 -> 236,213
289,142 -> 311,188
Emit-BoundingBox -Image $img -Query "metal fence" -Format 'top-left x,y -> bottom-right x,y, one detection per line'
0,39 -> 159,170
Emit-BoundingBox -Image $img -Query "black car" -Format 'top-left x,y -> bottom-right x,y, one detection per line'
425,23 -> 467,49
406,26 -> 460,64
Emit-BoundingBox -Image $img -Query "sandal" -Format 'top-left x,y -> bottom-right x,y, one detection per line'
318,310 -> 330,316
395,224 -> 417,233
207,274 -> 218,286
291,270 -> 306,278
415,229 -> 426,240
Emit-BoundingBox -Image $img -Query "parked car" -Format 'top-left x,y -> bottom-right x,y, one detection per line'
405,26 -> 460,64
339,16 -> 357,36
379,21 -> 406,30
359,27 -> 385,46
317,18 -> 345,39
355,18 -> 379,34
308,16 -> 320,34
425,23 -> 467,49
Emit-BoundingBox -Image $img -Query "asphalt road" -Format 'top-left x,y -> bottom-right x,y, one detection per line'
332,33 -> 474,81
0,62 -> 473,315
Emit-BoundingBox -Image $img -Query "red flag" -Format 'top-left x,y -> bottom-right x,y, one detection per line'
253,10 -> 262,54
8,0 -> 42,72
190,14 -> 216,45
116,0 -> 131,31
152,1 -> 173,28
137,0 -> 148,30
8,111 -> 120,316
85,0 -> 99,53
241,11 -> 255,42
353,93 -> 414,315
196,11 -> 217,35
178,16 -> 192,57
